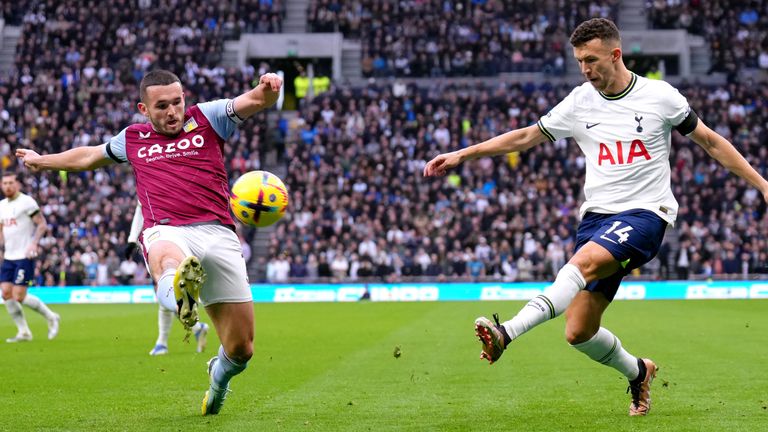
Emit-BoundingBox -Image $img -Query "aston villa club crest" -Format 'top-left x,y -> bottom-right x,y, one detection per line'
183,117 -> 198,133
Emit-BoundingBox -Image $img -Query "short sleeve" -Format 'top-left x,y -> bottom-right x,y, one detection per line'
104,128 -> 128,163
198,99 -> 242,140
663,87 -> 692,129
537,90 -> 576,142
24,195 -> 40,217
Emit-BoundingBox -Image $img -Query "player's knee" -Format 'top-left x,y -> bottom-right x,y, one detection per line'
565,325 -> 596,345
570,244 -> 621,282
569,260 -> 601,283
228,339 -> 254,363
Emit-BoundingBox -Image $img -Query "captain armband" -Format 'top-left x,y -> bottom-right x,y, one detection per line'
674,108 -> 698,136
225,99 -> 245,125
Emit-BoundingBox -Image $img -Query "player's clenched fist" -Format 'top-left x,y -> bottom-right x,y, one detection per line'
423,151 -> 462,177
259,73 -> 282,92
15,149 -> 43,172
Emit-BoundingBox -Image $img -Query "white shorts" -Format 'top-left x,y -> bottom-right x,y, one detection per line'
141,224 -> 251,305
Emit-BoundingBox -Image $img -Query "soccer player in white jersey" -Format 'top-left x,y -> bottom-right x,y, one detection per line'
424,18 -> 768,416
17,69 -> 283,415
0,172 -> 60,342
125,202 -> 210,356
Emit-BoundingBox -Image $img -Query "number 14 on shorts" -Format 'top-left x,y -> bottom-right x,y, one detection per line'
600,221 -> 634,244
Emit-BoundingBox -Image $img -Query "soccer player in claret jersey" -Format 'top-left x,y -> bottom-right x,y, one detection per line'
17,69 -> 282,415
424,18 -> 768,416
0,172 -> 60,343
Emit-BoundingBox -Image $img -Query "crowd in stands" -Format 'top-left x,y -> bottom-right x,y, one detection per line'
648,0 -> 768,75
1,2 -> 767,286
307,0 -> 620,77
0,1 -> 280,286
264,78 -> 768,282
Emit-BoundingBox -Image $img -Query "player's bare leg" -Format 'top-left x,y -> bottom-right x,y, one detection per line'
201,301 -> 254,415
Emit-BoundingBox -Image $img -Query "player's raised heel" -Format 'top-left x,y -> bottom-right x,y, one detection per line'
628,358 -> 657,416
174,256 -> 206,330
202,356 -> 230,415
474,313 -> 510,364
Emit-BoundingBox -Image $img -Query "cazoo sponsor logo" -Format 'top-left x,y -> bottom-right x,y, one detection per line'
137,134 -> 205,161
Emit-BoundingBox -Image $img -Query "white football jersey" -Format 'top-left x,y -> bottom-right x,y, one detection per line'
537,73 -> 691,225
0,193 -> 41,260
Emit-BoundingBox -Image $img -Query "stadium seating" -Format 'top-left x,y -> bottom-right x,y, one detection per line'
265,80 -> 768,282
308,0 -> 620,77
0,1 -> 274,285
1,2 -> 766,285
648,0 -> 768,74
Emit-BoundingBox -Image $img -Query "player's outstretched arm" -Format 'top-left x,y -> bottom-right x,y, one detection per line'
689,120 -> 768,202
423,124 -> 546,177
232,73 -> 283,120
16,144 -> 114,172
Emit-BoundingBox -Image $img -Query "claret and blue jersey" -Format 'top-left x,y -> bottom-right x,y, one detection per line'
103,99 -> 244,230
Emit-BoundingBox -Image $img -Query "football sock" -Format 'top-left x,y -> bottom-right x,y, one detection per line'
156,269 -> 178,312
156,305 -> 173,346
22,294 -> 56,320
572,327 -> 640,380
4,299 -> 31,335
501,264 -> 586,339
211,345 -> 248,390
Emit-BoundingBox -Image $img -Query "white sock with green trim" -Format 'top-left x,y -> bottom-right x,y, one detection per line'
501,264 -> 586,339
4,299 -> 31,335
22,294 -> 56,320
572,327 -> 640,380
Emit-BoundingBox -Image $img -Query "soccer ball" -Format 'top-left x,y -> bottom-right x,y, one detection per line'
229,170 -> 289,227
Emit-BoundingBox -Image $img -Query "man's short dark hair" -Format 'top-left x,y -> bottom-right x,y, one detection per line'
139,70 -> 182,102
2,171 -> 20,183
570,18 -> 621,47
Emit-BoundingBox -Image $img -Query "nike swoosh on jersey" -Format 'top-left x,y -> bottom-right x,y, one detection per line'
586,123 -> 601,129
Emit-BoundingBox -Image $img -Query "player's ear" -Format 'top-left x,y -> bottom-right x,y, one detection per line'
137,102 -> 149,117
611,47 -> 622,63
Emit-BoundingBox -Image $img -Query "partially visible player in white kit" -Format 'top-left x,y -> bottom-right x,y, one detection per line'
0,172 -> 60,342
17,69 -> 282,415
424,18 -> 768,416
125,202 -> 209,356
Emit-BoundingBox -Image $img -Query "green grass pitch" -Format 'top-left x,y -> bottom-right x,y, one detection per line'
1,299 -> 766,431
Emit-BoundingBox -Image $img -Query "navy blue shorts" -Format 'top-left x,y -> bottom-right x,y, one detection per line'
0,259 -> 35,286
574,209 -> 667,301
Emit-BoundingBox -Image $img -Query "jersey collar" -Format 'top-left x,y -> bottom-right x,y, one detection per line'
599,73 -> 637,101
